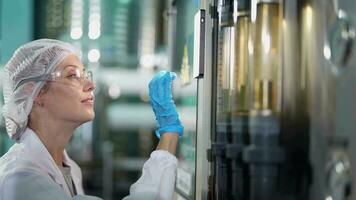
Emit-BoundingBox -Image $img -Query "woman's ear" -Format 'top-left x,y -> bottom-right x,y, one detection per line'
33,82 -> 50,107
33,95 -> 44,107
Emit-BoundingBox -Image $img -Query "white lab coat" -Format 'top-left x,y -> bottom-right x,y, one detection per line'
0,128 -> 177,200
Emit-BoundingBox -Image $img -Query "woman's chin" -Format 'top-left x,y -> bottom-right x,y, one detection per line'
79,112 -> 95,124
85,112 -> 95,122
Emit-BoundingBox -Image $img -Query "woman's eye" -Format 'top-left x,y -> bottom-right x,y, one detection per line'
67,74 -> 78,79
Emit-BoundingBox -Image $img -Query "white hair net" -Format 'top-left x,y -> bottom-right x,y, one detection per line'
1,39 -> 82,141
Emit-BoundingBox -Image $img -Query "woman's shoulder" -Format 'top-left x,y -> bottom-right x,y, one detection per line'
0,143 -> 44,181
0,158 -> 56,198
0,169 -> 71,200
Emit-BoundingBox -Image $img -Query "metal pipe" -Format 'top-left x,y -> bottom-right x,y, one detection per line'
227,1 -> 251,199
243,1 -> 284,200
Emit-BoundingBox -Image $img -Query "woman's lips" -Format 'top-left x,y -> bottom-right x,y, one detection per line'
82,97 -> 94,105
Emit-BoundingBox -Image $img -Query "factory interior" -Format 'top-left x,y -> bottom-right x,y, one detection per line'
1,0 -> 356,199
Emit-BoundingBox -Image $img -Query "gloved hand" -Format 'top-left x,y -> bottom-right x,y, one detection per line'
148,71 -> 184,138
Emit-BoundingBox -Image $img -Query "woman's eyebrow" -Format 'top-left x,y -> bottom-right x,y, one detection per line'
63,64 -> 86,71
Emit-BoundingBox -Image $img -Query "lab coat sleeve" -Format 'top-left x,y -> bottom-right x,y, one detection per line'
123,150 -> 178,200
0,170 -> 102,200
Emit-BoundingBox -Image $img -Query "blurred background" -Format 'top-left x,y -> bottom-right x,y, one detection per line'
0,0 -> 198,199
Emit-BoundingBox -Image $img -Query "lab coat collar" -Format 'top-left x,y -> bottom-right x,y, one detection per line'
19,128 -> 74,196
63,149 -> 84,194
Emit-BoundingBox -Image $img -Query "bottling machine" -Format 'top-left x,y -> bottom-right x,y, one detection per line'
170,0 -> 356,199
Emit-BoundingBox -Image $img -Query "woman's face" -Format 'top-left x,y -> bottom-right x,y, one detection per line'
41,54 -> 95,125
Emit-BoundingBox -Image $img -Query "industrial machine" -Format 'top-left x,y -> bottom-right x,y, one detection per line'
171,0 -> 356,199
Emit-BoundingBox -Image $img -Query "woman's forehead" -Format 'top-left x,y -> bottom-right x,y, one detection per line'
57,54 -> 84,70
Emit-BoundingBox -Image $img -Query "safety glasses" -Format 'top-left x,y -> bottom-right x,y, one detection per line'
14,65 -> 93,91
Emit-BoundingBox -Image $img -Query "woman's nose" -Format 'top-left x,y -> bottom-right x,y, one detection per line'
83,79 -> 95,92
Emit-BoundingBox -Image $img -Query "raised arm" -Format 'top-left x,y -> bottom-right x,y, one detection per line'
148,71 -> 183,155
122,71 -> 183,200
156,133 -> 179,155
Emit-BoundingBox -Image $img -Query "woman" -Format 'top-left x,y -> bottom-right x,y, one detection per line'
0,39 -> 183,200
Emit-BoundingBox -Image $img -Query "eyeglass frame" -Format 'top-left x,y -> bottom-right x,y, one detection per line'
14,65 -> 93,91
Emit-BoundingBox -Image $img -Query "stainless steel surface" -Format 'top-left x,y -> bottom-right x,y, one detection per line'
195,1 -> 213,200
325,148 -> 351,200
183,0 -> 356,199
203,0 -> 356,199
325,10 -> 355,74
297,0 -> 356,199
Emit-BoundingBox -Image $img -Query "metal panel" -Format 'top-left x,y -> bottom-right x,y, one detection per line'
170,0 -> 200,199
195,1 -> 213,199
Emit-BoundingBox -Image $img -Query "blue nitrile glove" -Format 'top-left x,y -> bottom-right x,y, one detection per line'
148,71 -> 184,138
